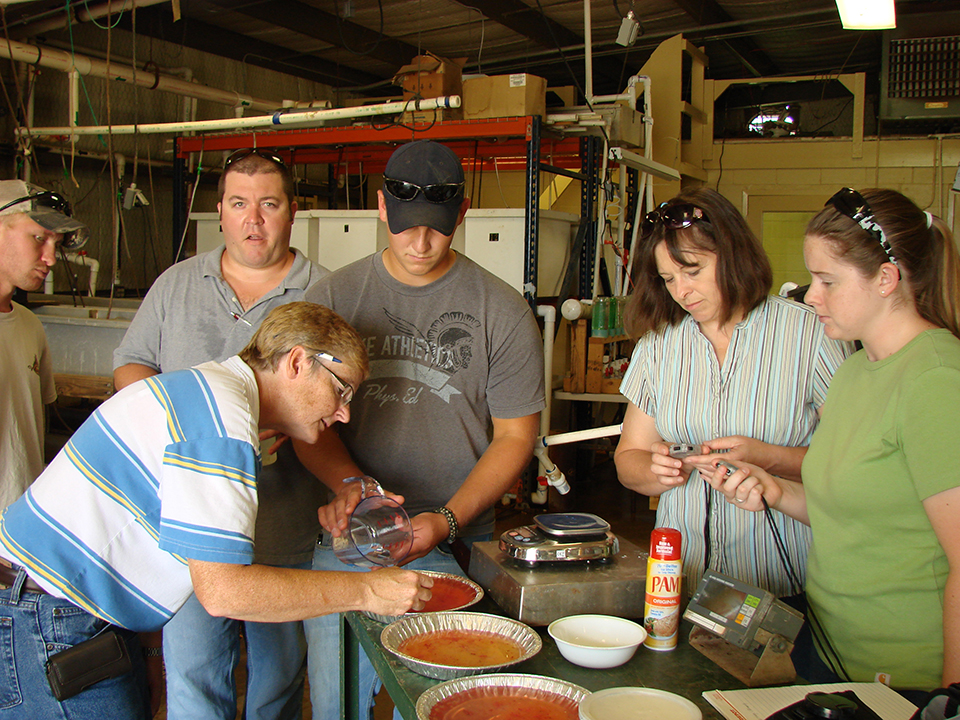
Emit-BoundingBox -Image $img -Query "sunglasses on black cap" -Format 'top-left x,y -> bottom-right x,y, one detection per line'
223,148 -> 287,169
641,202 -> 710,237
825,188 -> 898,266
383,177 -> 464,204
0,191 -> 88,250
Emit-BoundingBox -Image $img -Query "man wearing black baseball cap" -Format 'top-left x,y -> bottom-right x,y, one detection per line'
0,180 -> 87,514
300,140 -> 545,719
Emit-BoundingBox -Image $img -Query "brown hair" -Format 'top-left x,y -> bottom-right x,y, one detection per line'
807,188 -> 960,339
625,187 -> 772,338
239,302 -> 369,378
218,153 -> 296,204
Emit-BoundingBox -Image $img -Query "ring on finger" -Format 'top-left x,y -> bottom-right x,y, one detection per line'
735,497 -> 745,503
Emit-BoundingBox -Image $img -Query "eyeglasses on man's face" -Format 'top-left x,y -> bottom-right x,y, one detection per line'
313,352 -> 355,406
383,177 -> 464,204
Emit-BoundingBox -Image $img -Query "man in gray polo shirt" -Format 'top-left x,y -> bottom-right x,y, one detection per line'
113,149 -> 327,720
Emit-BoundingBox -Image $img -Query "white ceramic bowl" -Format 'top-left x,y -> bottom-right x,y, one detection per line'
548,614 -> 647,669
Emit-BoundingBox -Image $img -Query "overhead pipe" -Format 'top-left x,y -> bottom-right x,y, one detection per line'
11,0 -> 169,39
20,96 -> 461,137
0,38 -> 279,112
39,143 -> 171,169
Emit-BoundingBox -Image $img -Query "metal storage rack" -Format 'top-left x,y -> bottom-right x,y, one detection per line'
173,116 -> 594,307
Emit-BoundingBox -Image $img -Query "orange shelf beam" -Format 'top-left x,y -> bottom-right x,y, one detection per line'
175,117 -> 584,172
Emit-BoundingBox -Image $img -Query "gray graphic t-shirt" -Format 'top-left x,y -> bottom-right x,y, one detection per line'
305,252 -> 545,535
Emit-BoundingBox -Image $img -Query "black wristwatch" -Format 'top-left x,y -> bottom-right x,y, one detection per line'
430,506 -> 459,543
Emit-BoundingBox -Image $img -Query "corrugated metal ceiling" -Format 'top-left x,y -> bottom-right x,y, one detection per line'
2,0 -> 951,100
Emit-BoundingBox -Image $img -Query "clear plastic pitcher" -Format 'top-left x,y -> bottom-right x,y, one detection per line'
333,491 -> 413,568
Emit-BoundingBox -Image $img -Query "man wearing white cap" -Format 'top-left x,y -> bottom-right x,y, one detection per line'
0,180 -> 87,512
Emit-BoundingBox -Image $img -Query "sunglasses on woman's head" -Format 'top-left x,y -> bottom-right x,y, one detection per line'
641,202 -> 710,237
825,188 -> 897,266
223,148 -> 287,170
383,178 -> 464,204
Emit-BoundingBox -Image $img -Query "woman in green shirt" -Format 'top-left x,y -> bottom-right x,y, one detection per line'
708,188 -> 960,695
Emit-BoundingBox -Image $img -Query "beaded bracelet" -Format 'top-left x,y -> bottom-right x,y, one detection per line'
430,506 -> 459,543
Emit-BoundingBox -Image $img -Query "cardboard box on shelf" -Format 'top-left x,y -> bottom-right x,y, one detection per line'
393,52 -> 465,102
462,73 -> 547,119
547,85 -> 576,109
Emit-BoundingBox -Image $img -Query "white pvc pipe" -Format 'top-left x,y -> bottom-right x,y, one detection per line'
0,38 -> 277,112
47,252 -> 100,295
560,298 -> 593,321
533,423 -> 624,495
14,0 -> 168,38
39,143 -> 171,169
590,75 -> 640,111
21,96 -> 461,137
536,304 -> 556,439
535,304 -> 557,492
533,444 -> 571,494
540,424 -> 623,447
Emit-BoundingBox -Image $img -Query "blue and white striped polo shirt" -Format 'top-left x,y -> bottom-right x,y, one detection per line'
0,356 -> 260,632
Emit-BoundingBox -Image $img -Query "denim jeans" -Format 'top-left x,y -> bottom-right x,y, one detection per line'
163,560 -> 310,720
305,536 -> 488,720
0,567 -> 150,720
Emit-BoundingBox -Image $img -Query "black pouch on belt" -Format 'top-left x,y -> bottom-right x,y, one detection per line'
45,630 -> 133,701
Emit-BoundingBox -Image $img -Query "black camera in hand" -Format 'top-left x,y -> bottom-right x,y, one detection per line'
766,692 -> 878,720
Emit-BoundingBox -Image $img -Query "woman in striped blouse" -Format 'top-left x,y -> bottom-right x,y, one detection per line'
614,187 -> 853,599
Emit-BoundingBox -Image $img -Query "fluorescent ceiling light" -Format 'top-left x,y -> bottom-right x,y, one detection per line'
835,0 -> 896,30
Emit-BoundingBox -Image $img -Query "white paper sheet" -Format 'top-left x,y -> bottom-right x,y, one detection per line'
703,682 -> 918,720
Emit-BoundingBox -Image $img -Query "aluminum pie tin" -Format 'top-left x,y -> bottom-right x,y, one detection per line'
416,673 -> 590,720
381,611 -> 541,680
363,570 -> 484,624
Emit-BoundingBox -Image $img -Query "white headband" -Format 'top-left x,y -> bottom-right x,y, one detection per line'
925,211 -> 934,228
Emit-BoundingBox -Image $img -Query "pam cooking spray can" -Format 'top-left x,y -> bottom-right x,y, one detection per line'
643,527 -> 682,651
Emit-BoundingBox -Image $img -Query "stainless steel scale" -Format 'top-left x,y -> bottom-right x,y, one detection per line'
498,512 -> 619,565
471,515 -> 645,625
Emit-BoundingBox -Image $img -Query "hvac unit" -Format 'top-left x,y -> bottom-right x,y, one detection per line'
880,11 -> 960,120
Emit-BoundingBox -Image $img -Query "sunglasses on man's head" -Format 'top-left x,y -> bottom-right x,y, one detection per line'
223,148 -> 287,170
641,202 -> 710,237
383,178 -> 464,204
0,191 -> 87,250
825,188 -> 898,266
0,190 -> 72,217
